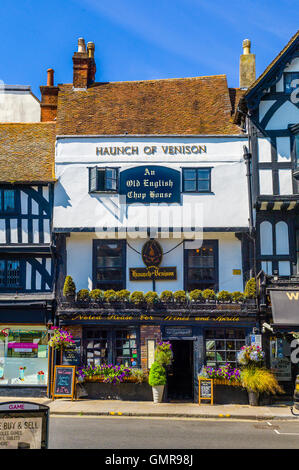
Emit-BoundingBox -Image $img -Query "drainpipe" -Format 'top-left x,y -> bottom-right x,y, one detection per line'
243,145 -> 256,279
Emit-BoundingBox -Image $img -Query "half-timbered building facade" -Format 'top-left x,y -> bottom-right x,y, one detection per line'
236,30 -> 299,392
0,121 -> 56,394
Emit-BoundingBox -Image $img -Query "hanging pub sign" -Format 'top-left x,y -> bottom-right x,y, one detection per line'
119,165 -> 181,204
130,239 -> 176,281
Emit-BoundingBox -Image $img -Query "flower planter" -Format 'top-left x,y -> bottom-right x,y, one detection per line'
248,390 -> 259,406
78,381 -> 153,400
152,385 -> 165,404
208,379 -> 248,404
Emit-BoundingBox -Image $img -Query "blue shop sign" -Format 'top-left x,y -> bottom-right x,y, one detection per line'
119,165 -> 181,204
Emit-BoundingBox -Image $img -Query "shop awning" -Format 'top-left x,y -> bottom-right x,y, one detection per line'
270,290 -> 299,325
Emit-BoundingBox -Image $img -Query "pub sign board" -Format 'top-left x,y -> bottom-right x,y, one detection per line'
119,165 -> 181,204
0,401 -> 49,449
52,365 -> 76,400
198,377 -> 213,405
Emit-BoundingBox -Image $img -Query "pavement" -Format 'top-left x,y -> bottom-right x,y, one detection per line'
0,396 -> 298,420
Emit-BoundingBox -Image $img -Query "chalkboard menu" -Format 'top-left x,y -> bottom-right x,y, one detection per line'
198,378 -> 213,405
52,366 -> 76,400
62,338 -> 81,366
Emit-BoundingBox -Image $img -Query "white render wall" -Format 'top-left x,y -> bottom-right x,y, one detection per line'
0,87 -> 40,122
66,232 -> 244,294
54,136 -> 249,231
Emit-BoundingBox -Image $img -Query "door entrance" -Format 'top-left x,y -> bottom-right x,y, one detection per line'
167,340 -> 194,401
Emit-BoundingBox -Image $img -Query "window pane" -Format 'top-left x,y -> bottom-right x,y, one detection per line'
0,260 -> 5,286
95,241 -> 125,290
198,180 -> 210,192
184,180 -> 197,192
204,329 -> 246,368
97,170 -> 105,191
7,260 -> 20,287
4,190 -> 15,212
197,169 -> 210,180
184,169 -> 197,180
296,135 -> 299,168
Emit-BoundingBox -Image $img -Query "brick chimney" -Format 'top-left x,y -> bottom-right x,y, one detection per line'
239,39 -> 256,89
40,69 -> 59,121
72,37 -> 96,89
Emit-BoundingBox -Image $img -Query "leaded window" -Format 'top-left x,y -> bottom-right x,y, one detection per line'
205,328 -> 246,369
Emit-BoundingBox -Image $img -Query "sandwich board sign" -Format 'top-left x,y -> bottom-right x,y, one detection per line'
0,401 -> 49,449
198,377 -> 214,405
52,365 -> 76,400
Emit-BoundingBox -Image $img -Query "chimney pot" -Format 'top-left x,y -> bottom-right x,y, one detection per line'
87,41 -> 95,58
242,39 -> 251,55
78,37 -> 86,53
47,68 -> 54,86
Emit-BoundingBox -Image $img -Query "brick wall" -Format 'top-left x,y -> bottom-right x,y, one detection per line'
140,325 -> 161,372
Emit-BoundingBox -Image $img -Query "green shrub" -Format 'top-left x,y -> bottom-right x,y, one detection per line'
103,289 -> 118,303
217,290 -> 232,302
173,290 -> 186,302
232,291 -> 244,302
63,276 -> 76,297
148,361 -> 167,387
77,289 -> 90,301
130,368 -> 146,383
244,278 -> 257,299
90,289 -> 103,301
189,289 -> 202,301
160,290 -> 174,302
117,289 -> 131,302
202,289 -> 216,300
130,291 -> 144,305
144,291 -> 159,304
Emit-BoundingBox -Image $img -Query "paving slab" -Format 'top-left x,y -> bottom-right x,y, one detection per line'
0,396 -> 297,420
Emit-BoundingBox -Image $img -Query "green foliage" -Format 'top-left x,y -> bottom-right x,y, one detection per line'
244,278 -> 257,299
217,290 -> 232,302
189,289 -> 202,301
63,276 -> 76,297
90,289 -> 103,301
103,289 -> 118,302
77,289 -> 90,301
232,291 -> 244,302
130,291 -> 145,305
155,341 -> 173,367
241,367 -> 284,395
173,290 -> 186,302
160,290 -> 174,302
202,289 -> 216,300
117,289 -> 131,302
144,291 -> 159,304
148,361 -> 167,387
130,368 -> 146,383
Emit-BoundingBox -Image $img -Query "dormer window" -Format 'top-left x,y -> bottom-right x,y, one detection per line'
284,72 -> 299,94
89,167 -> 119,193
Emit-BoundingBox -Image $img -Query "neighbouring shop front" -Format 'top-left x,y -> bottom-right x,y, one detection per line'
0,298 -> 54,397
57,308 -> 257,403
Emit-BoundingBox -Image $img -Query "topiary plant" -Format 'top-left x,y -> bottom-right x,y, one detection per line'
103,290 -> 118,303
217,290 -> 232,302
148,361 -> 167,387
160,290 -> 174,302
90,289 -> 103,302
189,289 -> 202,302
144,291 -> 159,305
173,290 -> 186,302
63,275 -> 76,298
130,291 -> 145,305
202,289 -> 216,300
244,278 -> 257,299
232,291 -> 244,303
77,289 -> 90,302
117,289 -> 130,302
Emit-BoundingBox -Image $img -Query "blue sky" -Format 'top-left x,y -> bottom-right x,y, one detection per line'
0,0 -> 297,98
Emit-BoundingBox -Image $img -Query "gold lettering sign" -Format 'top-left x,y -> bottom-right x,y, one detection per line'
69,314 -> 241,323
286,292 -> 299,301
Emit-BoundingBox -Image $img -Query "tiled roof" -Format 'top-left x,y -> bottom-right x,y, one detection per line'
0,123 -> 56,183
56,75 -> 244,135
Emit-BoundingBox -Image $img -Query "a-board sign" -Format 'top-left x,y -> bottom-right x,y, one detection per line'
198,377 -> 213,405
0,401 -> 49,449
52,365 -> 76,400
62,338 -> 81,366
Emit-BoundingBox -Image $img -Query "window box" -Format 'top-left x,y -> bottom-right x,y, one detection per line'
77,381 -> 153,400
